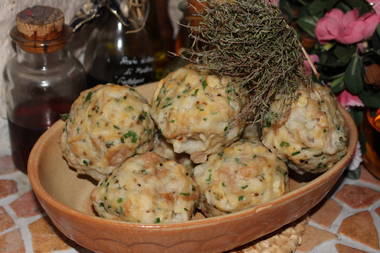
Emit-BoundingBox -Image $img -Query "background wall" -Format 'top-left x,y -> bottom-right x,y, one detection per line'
0,0 -> 182,156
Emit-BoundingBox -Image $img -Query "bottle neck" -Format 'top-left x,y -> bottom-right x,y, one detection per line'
15,44 -> 71,68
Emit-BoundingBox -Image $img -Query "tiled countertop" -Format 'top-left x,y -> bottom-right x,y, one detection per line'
0,154 -> 380,253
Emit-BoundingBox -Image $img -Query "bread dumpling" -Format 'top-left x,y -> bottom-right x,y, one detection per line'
152,134 -> 194,171
91,152 -> 199,224
60,84 -> 156,181
261,83 -> 348,174
194,140 -> 288,217
151,66 -> 246,163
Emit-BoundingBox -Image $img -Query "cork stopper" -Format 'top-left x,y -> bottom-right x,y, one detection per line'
16,5 -> 64,41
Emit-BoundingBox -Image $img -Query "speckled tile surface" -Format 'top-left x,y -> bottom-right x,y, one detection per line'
0,154 -> 380,252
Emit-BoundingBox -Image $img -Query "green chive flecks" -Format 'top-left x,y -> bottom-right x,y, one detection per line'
85,91 -> 93,102
280,141 -> 289,147
292,151 -> 301,156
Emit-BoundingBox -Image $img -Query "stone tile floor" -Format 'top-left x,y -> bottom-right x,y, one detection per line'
0,154 -> 379,253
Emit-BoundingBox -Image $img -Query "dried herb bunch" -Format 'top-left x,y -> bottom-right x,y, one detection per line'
182,0 -> 311,124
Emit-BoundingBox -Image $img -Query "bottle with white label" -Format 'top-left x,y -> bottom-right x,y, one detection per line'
83,0 -> 154,88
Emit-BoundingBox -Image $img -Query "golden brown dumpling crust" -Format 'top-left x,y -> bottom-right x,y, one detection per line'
194,140 -> 288,217
60,84 -> 156,181
91,152 -> 199,224
151,66 -> 246,163
262,83 -> 348,174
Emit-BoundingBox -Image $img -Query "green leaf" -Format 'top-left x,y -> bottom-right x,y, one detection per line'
279,0 -> 297,19
349,109 -> 366,154
296,15 -> 318,38
377,25 -> 380,39
330,74 -> 345,94
359,89 -> 380,108
335,2 -> 352,12
325,0 -> 339,9
344,54 -> 364,95
307,0 -> 338,16
342,0 -> 372,14
319,47 -> 350,68
333,45 -> 355,66
307,1 -> 328,15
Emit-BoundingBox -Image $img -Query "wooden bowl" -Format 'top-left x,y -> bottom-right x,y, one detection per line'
28,83 -> 358,253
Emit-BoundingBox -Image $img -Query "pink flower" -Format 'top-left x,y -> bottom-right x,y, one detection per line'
303,54 -> 319,75
315,8 -> 380,44
336,90 -> 364,108
367,0 -> 380,14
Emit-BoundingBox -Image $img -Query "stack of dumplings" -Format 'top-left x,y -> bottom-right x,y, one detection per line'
60,66 -> 349,224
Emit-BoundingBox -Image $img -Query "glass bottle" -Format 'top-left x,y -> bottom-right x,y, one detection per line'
363,109 -> 380,179
146,0 -> 175,79
4,6 -> 87,172
84,0 -> 155,88
362,51 -> 380,179
175,0 -> 206,55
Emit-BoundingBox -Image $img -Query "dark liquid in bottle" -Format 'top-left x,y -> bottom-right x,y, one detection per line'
86,55 -> 155,89
363,110 -> 380,179
8,99 -> 72,172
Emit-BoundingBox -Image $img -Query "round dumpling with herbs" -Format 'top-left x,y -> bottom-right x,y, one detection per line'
91,152 -> 199,224
151,66 -> 246,163
261,83 -> 348,174
152,134 -> 194,171
60,84 -> 156,181
193,140 -> 288,217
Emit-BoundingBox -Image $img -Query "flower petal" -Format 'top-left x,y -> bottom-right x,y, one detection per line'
336,90 -> 364,108
342,9 -> 359,27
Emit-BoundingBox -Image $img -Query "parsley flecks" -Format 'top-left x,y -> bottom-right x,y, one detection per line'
280,141 -> 290,147
206,169 -> 212,182
138,111 -> 148,121
155,217 -> 161,224
292,151 -> 301,156
60,113 -> 69,121
83,160 -> 89,166
180,192 -> 190,196
117,197 -> 123,203
201,78 -> 208,89
191,89 -> 200,96
182,85 -> 191,93
85,91 -> 93,102
241,185 -> 248,190
121,131 -> 138,143
113,125 -> 120,130
238,196 -> 244,201
162,102 -> 173,109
